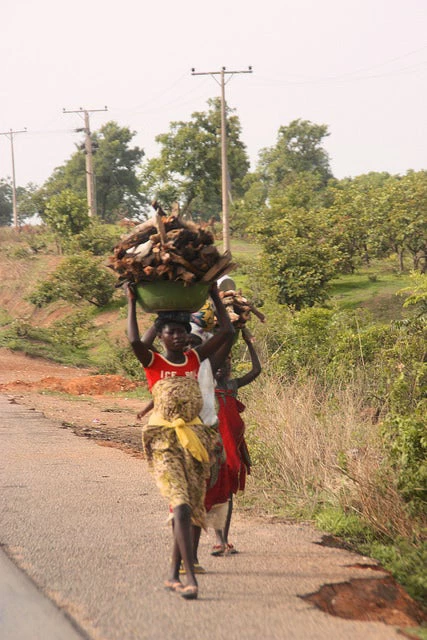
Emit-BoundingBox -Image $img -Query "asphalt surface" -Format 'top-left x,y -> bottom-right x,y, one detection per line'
1,394 -> 402,640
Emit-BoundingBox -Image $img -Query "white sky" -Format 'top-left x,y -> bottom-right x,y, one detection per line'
1,0 -> 427,187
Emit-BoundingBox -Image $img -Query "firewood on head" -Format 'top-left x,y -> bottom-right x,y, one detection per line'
107,203 -> 234,287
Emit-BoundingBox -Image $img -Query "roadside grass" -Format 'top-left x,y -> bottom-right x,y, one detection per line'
215,238 -> 261,292
402,627 -> 427,640
106,387 -> 150,400
229,238 -> 261,263
0,330 -> 93,368
328,268 -> 413,321
38,390 -> 98,402
0,308 -> 13,326
238,369 -> 427,606
227,242 -> 415,323
38,386 -> 149,401
0,325 -> 141,376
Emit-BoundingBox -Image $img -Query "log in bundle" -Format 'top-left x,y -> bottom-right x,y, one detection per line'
219,289 -> 266,327
107,202 -> 235,287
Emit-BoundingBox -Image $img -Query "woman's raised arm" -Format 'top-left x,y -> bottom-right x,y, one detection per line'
196,283 -> 234,362
125,284 -> 153,367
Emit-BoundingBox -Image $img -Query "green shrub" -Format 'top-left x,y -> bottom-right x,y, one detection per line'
329,322 -> 395,372
41,190 -> 90,241
382,412 -> 427,512
0,318 -> 93,367
106,340 -> 146,381
66,219 -> 122,256
363,539 -> 427,604
27,252 -> 116,308
276,306 -> 336,376
315,507 -> 373,542
400,271 -> 427,318
50,310 -> 95,349
27,279 -> 63,307
5,245 -> 35,259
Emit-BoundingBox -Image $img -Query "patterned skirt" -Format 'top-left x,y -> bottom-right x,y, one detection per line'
142,377 -> 215,528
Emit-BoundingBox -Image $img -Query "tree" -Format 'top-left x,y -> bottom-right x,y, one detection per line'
236,119 -> 333,231
377,171 -> 427,273
257,119 -> 333,195
400,271 -> 427,317
34,122 -> 145,222
41,190 -> 90,252
228,173 -> 268,237
0,180 -> 40,226
140,98 -> 250,221
0,179 -> 12,226
263,215 -> 337,309
16,183 -> 41,223
67,220 -> 123,256
323,173 -> 389,273
252,174 -> 338,308
91,122 -> 146,221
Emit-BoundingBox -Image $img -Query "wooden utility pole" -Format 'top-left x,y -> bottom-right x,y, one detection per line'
63,106 -> 108,217
0,128 -> 27,228
191,66 -> 252,253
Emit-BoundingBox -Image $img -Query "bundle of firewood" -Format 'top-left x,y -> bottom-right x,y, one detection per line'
108,202 -> 235,287
219,289 -> 266,327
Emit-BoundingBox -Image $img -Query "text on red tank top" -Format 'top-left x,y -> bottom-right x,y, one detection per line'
144,349 -> 200,391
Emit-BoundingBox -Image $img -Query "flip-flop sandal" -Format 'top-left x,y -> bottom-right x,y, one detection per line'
164,580 -> 182,591
226,543 -> 238,554
176,584 -> 198,600
210,544 -> 225,556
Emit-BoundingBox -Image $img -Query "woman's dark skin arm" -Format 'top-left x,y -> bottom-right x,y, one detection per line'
195,283 -> 234,362
126,285 -> 153,367
209,328 -> 237,373
141,323 -> 158,351
235,326 -> 262,389
136,399 -> 154,420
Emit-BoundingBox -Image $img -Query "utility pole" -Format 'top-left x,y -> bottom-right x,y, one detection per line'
0,128 -> 27,228
191,66 -> 252,253
63,106 -> 108,217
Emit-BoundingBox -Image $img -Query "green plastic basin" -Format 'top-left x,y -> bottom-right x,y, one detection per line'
135,281 -> 210,313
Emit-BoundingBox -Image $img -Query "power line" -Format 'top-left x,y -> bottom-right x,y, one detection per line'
63,106 -> 108,217
191,66 -> 252,254
0,127 -> 27,228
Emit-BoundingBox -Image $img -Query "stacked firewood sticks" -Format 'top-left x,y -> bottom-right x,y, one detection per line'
219,289 -> 266,327
108,202 -> 236,287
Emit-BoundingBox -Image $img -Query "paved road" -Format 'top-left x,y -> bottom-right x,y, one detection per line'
1,394 -> 401,640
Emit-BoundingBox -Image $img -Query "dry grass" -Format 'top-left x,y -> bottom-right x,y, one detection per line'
241,372 -> 417,539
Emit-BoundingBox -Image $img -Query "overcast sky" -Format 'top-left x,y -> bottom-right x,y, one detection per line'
1,0 -> 427,188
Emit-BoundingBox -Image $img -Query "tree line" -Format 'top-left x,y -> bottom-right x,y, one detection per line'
1,98 -> 426,309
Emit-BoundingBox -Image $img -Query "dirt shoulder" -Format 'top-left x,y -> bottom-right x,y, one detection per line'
0,348 -> 147,455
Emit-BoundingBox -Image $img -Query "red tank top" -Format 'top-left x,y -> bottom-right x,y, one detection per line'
144,349 -> 200,391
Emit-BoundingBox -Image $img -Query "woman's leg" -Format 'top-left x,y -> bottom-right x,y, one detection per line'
224,494 -> 233,544
173,504 -> 197,587
192,525 -> 201,564
168,519 -> 182,584
212,527 -> 226,553
209,502 -> 229,555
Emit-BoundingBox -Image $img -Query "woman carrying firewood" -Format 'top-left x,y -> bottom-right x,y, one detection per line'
210,325 -> 262,556
126,282 -> 233,600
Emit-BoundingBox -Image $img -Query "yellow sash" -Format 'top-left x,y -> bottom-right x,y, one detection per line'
148,414 -> 209,463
